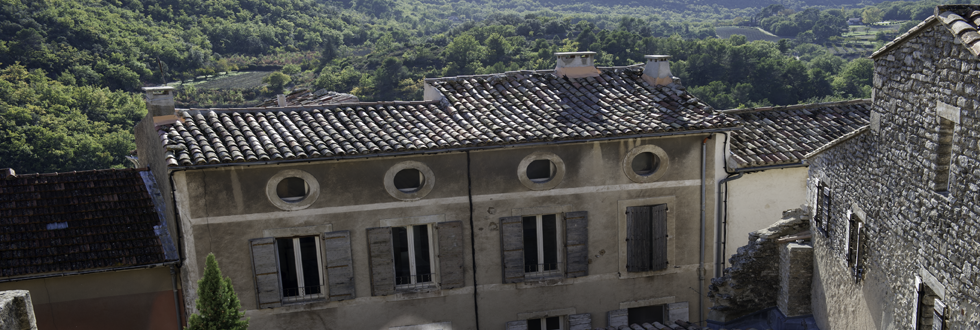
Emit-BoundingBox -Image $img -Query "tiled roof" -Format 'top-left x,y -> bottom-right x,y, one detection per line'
723,100 -> 872,168
0,168 -> 177,278
158,67 -> 738,167
258,88 -> 359,107
872,5 -> 980,58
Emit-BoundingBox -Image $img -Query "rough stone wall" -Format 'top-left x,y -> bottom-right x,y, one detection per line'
777,242 -> 812,318
0,290 -> 36,330
707,209 -> 809,321
807,15 -> 980,329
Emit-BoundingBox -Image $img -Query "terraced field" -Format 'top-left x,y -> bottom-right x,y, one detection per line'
176,71 -> 273,90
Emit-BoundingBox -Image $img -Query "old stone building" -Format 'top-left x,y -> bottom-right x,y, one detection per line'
804,5 -> 980,329
134,53 -> 740,329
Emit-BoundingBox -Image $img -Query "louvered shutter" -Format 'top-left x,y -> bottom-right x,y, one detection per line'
820,185 -> 831,235
367,227 -> 396,296
504,320 -> 528,330
666,301 -> 689,323
607,309 -> 628,328
568,313 -> 592,330
249,237 -> 282,308
322,230 -> 355,301
564,211 -> 589,278
933,299 -> 946,330
500,216 -> 525,283
853,222 -> 863,278
650,204 -> 668,271
626,206 -> 651,272
437,221 -> 465,289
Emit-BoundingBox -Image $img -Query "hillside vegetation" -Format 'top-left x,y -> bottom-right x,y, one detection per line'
0,0 -> 938,172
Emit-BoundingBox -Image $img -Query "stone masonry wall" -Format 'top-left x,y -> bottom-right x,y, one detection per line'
707,209 -> 809,322
807,13 -> 980,329
0,290 -> 36,330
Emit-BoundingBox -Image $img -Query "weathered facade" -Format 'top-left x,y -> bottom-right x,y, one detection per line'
805,6 -> 980,329
136,53 -> 741,329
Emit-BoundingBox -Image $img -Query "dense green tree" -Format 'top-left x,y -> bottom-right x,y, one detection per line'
186,253 -> 248,330
263,71 -> 291,94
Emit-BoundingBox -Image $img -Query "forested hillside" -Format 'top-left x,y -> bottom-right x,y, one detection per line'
0,0 -> 946,172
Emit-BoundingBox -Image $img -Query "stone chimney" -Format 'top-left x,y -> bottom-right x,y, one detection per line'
277,94 -> 288,107
554,51 -> 600,78
642,55 -> 674,86
0,168 -> 14,179
143,86 -> 176,117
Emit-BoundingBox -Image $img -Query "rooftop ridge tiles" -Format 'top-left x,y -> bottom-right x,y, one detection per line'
719,99 -> 871,114
178,100 -> 441,114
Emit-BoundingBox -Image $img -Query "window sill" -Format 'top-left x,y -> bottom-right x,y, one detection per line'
517,276 -> 568,289
395,283 -> 439,294
618,263 -> 696,279
280,297 -> 326,306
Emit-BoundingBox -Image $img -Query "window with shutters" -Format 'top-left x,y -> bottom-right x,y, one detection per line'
816,183 -> 831,237
275,236 -> 325,303
626,204 -> 668,273
499,211 -> 589,284
523,214 -> 562,279
915,281 -> 945,330
845,213 -> 865,282
392,224 -> 435,289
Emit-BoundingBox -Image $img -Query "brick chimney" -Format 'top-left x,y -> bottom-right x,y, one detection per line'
642,55 -> 674,86
143,86 -> 176,117
554,51 -> 600,78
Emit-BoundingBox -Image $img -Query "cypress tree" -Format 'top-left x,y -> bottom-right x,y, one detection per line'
187,253 -> 249,330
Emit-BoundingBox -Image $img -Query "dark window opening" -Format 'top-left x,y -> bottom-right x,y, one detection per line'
847,214 -> 864,281
527,159 -> 554,182
628,305 -> 666,326
394,169 -> 424,193
277,177 -> 309,202
523,214 -> 559,273
935,118 -> 954,192
817,184 -> 831,237
276,237 -> 322,299
917,284 -> 944,330
393,225 -> 433,286
631,152 -> 660,176
527,316 -> 561,330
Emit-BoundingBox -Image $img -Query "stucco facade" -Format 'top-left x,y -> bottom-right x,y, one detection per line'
722,167 -> 808,267
170,134 -> 723,329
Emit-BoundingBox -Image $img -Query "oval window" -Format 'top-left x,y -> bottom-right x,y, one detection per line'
276,177 -> 309,203
394,168 -> 424,193
631,152 -> 661,176
526,159 -> 555,183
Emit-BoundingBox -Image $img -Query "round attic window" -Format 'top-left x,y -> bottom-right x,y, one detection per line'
518,152 -> 565,191
385,161 -> 435,201
266,169 -> 320,210
623,145 -> 670,183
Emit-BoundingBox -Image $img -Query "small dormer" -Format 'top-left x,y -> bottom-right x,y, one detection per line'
554,51 -> 600,78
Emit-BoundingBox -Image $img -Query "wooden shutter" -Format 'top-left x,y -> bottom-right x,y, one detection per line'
853,222 -> 863,278
819,185 -> 831,235
437,221 -> 465,289
249,237 -> 282,308
500,216 -> 525,283
367,227 -> 396,296
933,299 -> 946,330
651,204 -> 668,271
666,302 -> 689,323
568,313 -> 592,330
504,320 -> 528,330
322,230 -> 355,301
626,206 -> 651,272
607,309 -> 628,328
564,211 -> 589,278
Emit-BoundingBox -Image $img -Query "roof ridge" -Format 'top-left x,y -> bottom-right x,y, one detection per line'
871,16 -> 938,59
719,99 -> 871,114
4,167 -> 149,179
179,100 -> 442,114
423,66 -> 645,83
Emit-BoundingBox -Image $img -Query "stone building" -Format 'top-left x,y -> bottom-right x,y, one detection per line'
0,168 -> 181,330
134,53 -> 740,329
805,5 -> 980,329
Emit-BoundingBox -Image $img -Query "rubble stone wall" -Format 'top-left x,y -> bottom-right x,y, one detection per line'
0,290 -> 36,330
707,209 -> 809,322
807,13 -> 980,329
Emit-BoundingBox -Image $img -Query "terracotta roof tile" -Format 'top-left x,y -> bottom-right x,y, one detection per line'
723,99 -> 872,168
158,67 -> 739,166
0,169 -> 176,278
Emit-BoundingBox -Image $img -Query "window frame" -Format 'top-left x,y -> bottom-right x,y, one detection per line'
527,315 -> 564,330
521,213 -> 564,280
816,183 -> 831,237
392,224 -> 437,289
274,236 -> 326,304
